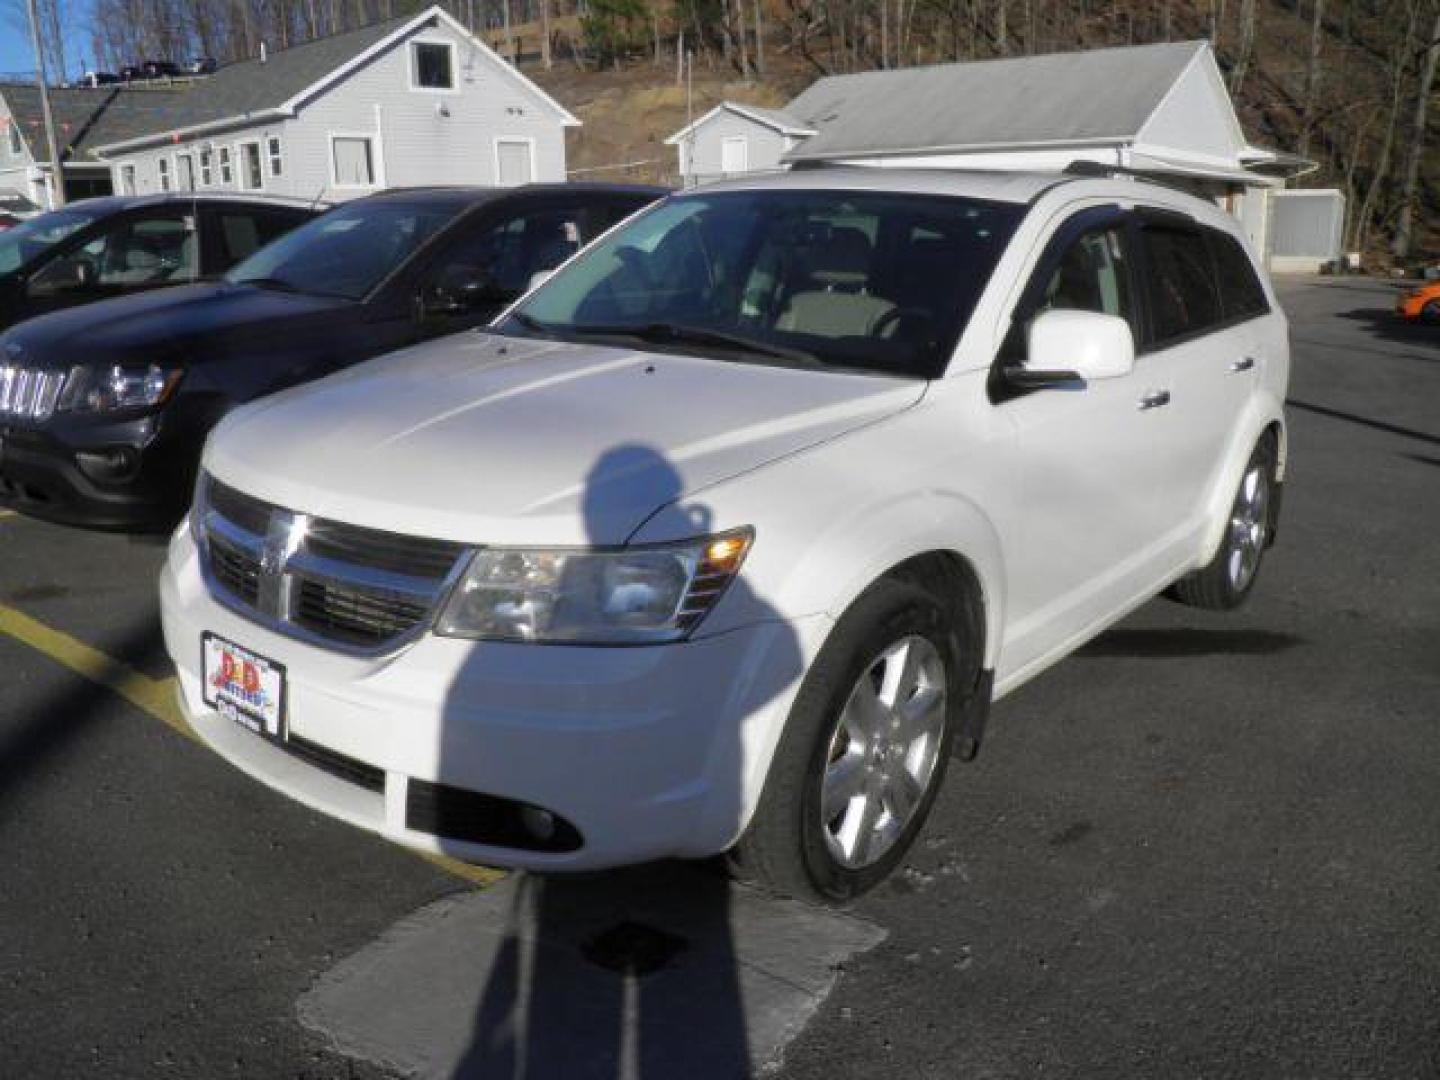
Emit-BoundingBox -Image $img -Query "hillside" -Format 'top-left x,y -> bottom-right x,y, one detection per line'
521,0 -> 1437,266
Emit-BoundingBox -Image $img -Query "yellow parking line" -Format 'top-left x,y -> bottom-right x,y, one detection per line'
0,603 -> 195,741
0,601 -> 503,888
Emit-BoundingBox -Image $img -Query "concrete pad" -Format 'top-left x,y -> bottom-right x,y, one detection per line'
298,864 -> 886,1079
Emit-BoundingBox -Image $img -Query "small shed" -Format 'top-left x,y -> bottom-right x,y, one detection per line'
665,103 -> 813,185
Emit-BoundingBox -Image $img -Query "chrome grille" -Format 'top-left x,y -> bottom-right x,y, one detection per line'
0,365 -> 66,422
198,476 -> 468,652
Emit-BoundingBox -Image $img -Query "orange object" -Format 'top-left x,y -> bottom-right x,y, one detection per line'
1395,281 -> 1440,321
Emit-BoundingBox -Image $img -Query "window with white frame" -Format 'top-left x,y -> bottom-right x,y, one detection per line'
158,157 -> 171,192
332,136 -> 376,187
177,153 -> 195,191
412,41 -> 455,90
238,141 -> 263,190
218,146 -> 233,185
119,164 -> 136,195
199,148 -> 213,186
6,122 -> 20,156
266,136 -> 283,178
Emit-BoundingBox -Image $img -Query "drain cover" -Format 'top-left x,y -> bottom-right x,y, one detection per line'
581,921 -> 688,976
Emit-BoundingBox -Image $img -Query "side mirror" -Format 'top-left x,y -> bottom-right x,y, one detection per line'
1007,309 -> 1135,389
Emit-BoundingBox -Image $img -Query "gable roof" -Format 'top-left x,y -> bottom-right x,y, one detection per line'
0,5 -> 578,164
781,40 -> 1209,161
665,101 -> 814,144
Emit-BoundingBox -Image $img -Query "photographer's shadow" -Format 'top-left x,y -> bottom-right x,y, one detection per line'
451,443 -> 804,1079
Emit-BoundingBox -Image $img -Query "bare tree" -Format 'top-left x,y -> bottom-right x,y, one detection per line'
1394,2 -> 1440,259
1298,0 -> 1327,158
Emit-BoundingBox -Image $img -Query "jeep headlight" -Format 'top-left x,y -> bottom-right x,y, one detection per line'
63,363 -> 182,414
435,529 -> 753,644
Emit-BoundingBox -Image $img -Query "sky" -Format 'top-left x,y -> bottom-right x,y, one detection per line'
0,1 -> 97,82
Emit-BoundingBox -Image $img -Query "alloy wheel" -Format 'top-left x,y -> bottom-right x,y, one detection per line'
819,635 -> 948,870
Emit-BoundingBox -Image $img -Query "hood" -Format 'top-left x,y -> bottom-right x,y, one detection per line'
206,333 -> 926,546
0,283 -> 348,364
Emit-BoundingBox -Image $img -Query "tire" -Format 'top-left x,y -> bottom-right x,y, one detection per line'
1169,434 -> 1278,610
729,577 -> 969,903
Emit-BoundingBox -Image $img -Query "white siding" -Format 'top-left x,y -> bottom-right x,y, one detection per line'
0,97 -> 44,208
679,110 -> 789,184
101,18 -> 570,202
1135,52 -> 1245,167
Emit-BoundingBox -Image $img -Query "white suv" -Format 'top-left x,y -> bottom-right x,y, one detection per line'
159,169 -> 1288,901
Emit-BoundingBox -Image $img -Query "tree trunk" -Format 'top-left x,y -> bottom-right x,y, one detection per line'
1298,0 -> 1326,159
1355,2 -> 1417,253
1230,0 -> 1255,94
540,0 -> 552,68
1393,6 -> 1440,259
753,0 -> 766,74
996,0 -> 1006,54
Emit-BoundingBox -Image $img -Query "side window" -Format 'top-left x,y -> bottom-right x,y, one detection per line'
1209,230 -> 1269,321
1035,227 -> 1133,323
210,209 -> 303,270
431,206 -> 585,302
30,212 -> 197,295
1140,223 -> 1222,344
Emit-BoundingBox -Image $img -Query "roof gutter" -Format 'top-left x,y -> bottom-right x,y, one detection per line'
91,107 -> 294,156
784,135 -> 1129,163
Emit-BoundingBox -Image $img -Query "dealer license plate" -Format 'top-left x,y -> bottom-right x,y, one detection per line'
202,633 -> 287,740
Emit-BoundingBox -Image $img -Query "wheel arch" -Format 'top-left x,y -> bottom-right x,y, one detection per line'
1197,398 -> 1287,565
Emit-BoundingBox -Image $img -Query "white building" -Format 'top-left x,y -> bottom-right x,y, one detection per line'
668,41 -> 1324,267
0,5 -> 578,210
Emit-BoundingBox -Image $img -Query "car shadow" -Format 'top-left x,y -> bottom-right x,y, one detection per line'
1333,305 -> 1440,352
1078,627 -> 1304,659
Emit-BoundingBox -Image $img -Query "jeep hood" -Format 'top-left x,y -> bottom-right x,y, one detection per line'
205,333 -> 925,546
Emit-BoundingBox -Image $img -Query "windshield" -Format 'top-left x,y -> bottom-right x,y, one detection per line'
226,201 -> 463,300
501,189 -> 1023,378
0,207 -> 104,276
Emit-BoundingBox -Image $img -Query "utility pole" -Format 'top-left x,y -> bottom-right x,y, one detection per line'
25,0 -> 66,208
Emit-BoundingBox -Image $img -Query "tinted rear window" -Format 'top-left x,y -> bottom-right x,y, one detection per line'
1141,223 -> 1222,344
1209,230 -> 1269,320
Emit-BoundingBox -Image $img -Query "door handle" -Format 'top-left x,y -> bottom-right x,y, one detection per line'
1229,356 -> 1256,373
1138,389 -> 1171,411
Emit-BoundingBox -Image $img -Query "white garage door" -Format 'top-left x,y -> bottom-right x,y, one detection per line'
496,140 -> 534,186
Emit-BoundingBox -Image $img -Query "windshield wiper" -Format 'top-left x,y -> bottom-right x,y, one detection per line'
563,322 -> 820,365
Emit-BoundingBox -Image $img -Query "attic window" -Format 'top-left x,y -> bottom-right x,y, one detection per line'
413,42 -> 454,90
6,124 -> 20,156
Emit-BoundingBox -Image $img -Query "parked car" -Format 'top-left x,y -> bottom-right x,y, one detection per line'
1395,281 -> 1440,322
0,193 -> 320,333
0,184 -> 662,529
159,169 -> 1290,901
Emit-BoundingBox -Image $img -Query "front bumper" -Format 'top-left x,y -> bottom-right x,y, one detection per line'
161,526 -> 828,871
0,415 -> 193,530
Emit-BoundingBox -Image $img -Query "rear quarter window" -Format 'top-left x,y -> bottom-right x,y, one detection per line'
1208,230 -> 1270,321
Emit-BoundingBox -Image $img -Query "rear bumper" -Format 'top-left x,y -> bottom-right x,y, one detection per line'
160,525 -> 828,871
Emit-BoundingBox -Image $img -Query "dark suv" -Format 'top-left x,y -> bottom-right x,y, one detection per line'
0,183 -> 663,530
0,193 -> 319,332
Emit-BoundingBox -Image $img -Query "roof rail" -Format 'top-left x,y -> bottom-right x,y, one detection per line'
1061,159 -> 1200,195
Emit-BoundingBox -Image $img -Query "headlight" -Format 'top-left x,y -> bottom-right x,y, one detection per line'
62,363 -> 182,414
435,529 -> 753,645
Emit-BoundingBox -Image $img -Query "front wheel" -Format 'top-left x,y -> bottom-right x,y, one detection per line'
729,578 -> 968,902
1169,434 -> 1277,610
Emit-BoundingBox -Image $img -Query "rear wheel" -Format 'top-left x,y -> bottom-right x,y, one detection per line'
1169,434 -> 1277,610
730,578 -> 968,902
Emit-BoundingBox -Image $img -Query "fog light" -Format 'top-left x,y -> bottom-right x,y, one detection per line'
519,806 -> 557,842
75,446 -> 139,482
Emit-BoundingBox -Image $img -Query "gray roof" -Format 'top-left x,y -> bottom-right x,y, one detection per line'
0,11 -> 416,162
730,104 -> 813,134
782,40 -> 1206,161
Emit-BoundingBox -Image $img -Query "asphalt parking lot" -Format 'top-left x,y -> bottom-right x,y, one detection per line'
1,276 -> 1436,1078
